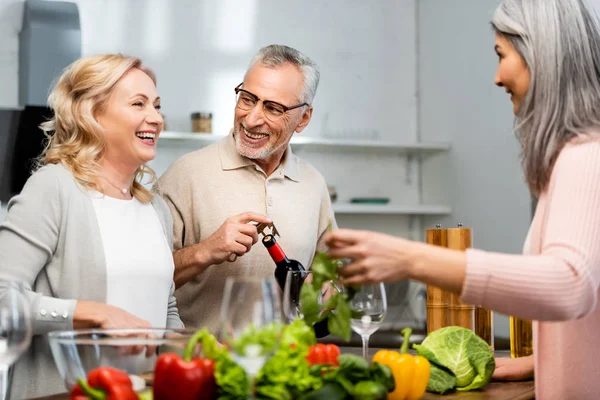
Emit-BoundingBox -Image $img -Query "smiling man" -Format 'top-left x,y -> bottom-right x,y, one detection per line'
154,44 -> 336,333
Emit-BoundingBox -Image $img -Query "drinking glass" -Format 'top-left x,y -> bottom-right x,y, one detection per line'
349,283 -> 387,359
282,270 -> 310,323
0,280 -> 32,400
219,277 -> 282,398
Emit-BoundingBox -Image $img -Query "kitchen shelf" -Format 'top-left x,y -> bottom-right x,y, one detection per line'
159,131 -> 450,155
332,204 -> 452,215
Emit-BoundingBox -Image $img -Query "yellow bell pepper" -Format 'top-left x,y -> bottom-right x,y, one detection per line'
372,328 -> 431,400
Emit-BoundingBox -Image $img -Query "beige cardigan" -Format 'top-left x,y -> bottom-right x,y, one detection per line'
0,163 -> 183,399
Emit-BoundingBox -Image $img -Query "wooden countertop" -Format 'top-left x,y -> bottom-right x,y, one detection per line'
422,381 -> 534,400
30,350 -> 534,400
32,382 -> 535,400
342,348 -> 534,400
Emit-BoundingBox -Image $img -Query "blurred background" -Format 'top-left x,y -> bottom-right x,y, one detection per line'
3,0 -> 585,347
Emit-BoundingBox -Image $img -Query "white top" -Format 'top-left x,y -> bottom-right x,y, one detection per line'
90,192 -> 174,328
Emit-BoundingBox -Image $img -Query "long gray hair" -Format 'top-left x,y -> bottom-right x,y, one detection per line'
492,0 -> 600,196
246,44 -> 320,105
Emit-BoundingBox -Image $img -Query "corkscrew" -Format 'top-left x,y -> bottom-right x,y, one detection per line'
254,221 -> 280,238
227,221 -> 280,262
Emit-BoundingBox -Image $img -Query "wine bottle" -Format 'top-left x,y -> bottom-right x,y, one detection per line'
262,234 -> 330,338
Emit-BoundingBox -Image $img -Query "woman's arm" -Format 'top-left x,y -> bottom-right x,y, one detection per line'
459,142 -> 600,320
0,166 -> 153,333
166,281 -> 184,329
328,142 -> 600,321
0,167 -> 77,335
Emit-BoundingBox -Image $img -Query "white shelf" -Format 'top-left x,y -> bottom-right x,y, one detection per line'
332,204 -> 452,215
158,131 -> 449,155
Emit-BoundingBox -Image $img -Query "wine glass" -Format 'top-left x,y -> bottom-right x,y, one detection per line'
0,280 -> 32,400
219,277 -> 282,398
282,270 -> 309,323
282,270 -> 340,339
348,283 -> 387,359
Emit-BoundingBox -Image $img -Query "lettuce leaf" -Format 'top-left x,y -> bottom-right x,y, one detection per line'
254,321 -> 323,398
280,319 -> 317,348
427,363 -> 457,394
231,322 -> 282,356
413,326 -> 495,392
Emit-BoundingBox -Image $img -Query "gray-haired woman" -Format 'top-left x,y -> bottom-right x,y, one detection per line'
325,0 -> 600,399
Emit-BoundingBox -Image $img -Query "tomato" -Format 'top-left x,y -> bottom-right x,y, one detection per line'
306,344 -> 341,366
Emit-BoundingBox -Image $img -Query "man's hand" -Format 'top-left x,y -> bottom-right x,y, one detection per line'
204,212 -> 272,265
172,212 -> 272,287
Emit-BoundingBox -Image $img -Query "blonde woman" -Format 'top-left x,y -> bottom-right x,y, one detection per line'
0,54 -> 183,399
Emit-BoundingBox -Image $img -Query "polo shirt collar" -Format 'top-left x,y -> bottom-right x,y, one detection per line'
218,130 -> 300,182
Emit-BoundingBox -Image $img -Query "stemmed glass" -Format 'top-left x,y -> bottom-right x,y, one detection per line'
282,270 -> 338,339
348,283 -> 387,359
219,277 -> 282,398
0,280 -> 32,400
282,270 -> 310,323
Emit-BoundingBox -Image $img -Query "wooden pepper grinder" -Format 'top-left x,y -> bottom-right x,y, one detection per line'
476,306 -> 494,350
425,224 -> 448,334
447,224 -> 475,331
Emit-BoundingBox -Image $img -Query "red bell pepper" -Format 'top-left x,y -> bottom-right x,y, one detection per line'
70,367 -> 138,400
306,343 -> 341,366
153,330 -> 217,400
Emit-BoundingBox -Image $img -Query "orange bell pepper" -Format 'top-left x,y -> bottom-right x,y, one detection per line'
372,328 -> 431,400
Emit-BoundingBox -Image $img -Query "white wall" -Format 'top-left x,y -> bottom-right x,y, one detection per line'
0,0 -> 23,220
74,0 -> 417,139
419,0 -> 532,338
0,0 -> 23,107
0,0 -> 424,237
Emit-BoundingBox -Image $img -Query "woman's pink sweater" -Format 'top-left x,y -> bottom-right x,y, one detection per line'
462,139 -> 600,399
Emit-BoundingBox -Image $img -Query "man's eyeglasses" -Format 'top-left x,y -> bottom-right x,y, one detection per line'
234,83 -> 309,121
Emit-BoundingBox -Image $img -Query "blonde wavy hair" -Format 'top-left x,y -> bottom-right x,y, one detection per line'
38,53 -> 158,203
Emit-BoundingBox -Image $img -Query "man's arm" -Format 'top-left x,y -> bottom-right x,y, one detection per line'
172,212 -> 272,288
172,242 -> 214,288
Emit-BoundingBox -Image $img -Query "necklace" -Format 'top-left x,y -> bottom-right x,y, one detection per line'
101,176 -> 131,195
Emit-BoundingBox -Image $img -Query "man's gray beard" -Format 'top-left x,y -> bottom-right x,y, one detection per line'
234,128 -> 273,160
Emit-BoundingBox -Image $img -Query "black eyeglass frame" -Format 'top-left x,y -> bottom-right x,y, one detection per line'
234,83 -> 309,116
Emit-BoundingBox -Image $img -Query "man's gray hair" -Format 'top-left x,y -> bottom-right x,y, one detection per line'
492,0 -> 600,195
247,44 -> 320,105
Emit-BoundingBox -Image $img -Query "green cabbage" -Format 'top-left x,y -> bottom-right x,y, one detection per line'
413,326 -> 495,393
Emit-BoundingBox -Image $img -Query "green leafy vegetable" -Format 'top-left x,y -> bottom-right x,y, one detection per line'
190,328 -> 249,399
426,363 -> 457,395
301,250 -> 358,341
298,382 -> 347,400
309,353 -> 394,399
231,322 -> 282,356
215,354 -> 249,400
413,326 -> 495,393
280,319 -> 317,348
256,341 -> 323,399
254,321 -> 322,399
352,380 -> 389,400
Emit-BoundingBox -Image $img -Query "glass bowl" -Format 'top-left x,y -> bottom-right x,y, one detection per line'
48,328 -> 202,392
